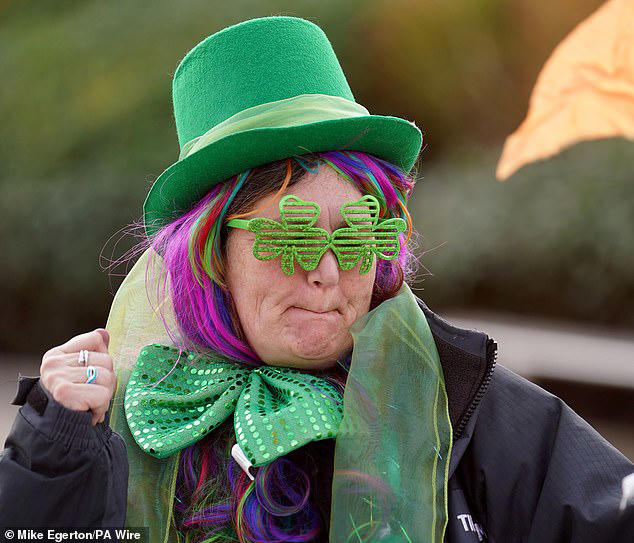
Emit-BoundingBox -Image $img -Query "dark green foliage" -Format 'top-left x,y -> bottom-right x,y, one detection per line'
413,138 -> 634,326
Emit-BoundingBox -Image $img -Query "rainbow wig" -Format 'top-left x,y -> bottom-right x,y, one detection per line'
145,151 -> 418,542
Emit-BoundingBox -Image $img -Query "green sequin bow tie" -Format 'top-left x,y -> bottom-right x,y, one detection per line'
124,344 -> 344,473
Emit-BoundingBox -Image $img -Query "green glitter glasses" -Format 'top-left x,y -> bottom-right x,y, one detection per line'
226,194 -> 407,276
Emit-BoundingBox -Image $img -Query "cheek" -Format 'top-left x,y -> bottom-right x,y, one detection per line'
341,265 -> 376,312
225,235 -> 292,320
225,235 -> 259,318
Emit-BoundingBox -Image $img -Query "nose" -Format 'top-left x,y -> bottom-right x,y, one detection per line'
306,248 -> 340,287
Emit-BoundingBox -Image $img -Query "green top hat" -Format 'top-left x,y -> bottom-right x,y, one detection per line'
143,16 -> 423,236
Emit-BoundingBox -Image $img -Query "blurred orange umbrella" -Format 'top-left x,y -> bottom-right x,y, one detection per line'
496,0 -> 634,181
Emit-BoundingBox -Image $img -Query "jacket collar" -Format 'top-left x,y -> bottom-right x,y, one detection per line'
415,296 -> 498,476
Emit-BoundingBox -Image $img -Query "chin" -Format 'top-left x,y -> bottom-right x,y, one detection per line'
281,355 -> 341,371
261,332 -> 350,370
294,330 -> 350,362
252,317 -> 354,369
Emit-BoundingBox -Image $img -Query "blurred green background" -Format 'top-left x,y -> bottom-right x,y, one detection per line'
1,0 -> 632,353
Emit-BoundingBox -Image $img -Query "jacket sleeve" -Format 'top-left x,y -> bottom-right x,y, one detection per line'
457,365 -> 634,543
0,376 -> 128,528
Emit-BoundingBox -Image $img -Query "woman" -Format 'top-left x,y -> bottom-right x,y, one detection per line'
1,16 -> 633,543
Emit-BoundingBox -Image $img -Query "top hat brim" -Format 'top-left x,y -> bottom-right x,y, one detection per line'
143,114 -> 422,236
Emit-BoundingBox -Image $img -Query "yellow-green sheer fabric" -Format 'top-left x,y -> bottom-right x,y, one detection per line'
331,283 -> 452,542
107,249 -> 182,542
179,94 -> 370,161
106,248 -> 452,542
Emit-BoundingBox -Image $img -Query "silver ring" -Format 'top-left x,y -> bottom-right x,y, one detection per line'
85,365 -> 98,384
78,349 -> 90,366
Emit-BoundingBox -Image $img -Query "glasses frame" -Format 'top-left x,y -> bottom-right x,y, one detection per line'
227,194 -> 406,276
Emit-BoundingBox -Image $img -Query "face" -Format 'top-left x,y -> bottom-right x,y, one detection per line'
225,166 -> 376,369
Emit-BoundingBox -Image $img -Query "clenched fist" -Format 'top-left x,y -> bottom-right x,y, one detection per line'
40,329 -> 116,426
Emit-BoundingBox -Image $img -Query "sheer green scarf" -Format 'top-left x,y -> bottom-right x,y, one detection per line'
332,283 -> 452,541
107,250 -> 451,542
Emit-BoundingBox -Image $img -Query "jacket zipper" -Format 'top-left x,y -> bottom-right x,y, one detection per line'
453,337 -> 498,439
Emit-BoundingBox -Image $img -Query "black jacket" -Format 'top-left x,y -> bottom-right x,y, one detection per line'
1,299 -> 633,541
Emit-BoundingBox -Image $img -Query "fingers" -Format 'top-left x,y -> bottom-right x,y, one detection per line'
42,351 -> 113,371
63,366 -> 116,393
92,412 -> 106,426
51,382 -> 112,419
41,363 -> 116,402
94,328 -> 110,348
48,329 -> 110,357
40,328 -> 116,426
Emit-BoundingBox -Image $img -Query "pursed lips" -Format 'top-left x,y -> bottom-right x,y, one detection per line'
290,306 -> 340,315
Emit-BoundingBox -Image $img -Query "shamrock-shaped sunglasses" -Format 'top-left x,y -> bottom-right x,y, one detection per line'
226,194 -> 407,276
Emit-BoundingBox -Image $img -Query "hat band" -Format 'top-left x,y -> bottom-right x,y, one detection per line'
179,94 -> 370,160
